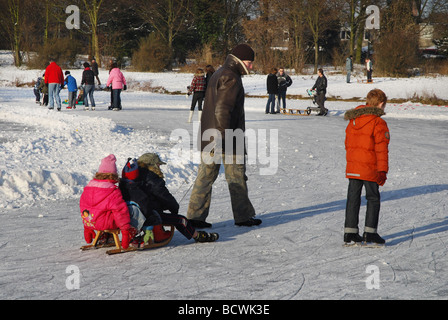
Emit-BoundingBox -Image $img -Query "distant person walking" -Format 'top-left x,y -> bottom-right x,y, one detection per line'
107,62 -> 127,111
311,68 -> 328,116
187,68 -> 206,123
366,57 -> 373,83
346,55 -> 353,83
81,62 -> 96,111
44,58 -> 64,111
266,67 -> 278,114
91,57 -> 101,86
276,67 -> 292,112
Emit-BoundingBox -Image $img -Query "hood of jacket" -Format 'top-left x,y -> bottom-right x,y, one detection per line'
344,105 -> 385,129
83,179 -> 118,207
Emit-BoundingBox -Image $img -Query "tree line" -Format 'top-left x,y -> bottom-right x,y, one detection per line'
1,0 -> 447,76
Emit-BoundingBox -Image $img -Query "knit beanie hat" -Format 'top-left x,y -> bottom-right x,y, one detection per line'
98,154 -> 118,174
122,158 -> 139,181
231,44 -> 255,61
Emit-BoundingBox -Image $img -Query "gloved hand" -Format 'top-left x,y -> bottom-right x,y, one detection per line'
84,227 -> 96,244
121,229 -> 131,249
123,85 -> 127,91
377,171 -> 387,186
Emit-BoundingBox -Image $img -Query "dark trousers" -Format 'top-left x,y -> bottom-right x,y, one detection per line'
344,179 -> 380,234
190,91 -> 205,111
112,89 -> 122,109
277,91 -> 286,111
315,91 -> 327,113
33,88 -> 40,102
159,212 -> 196,240
266,94 -> 276,113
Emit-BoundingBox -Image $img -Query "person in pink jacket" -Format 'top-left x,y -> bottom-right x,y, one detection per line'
106,63 -> 127,111
80,154 -> 131,249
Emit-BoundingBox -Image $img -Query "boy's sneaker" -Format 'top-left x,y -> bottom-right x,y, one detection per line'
363,232 -> 386,245
84,106 -> 89,111
91,107 -> 95,111
194,231 -> 219,243
235,218 -> 262,227
344,233 -> 363,244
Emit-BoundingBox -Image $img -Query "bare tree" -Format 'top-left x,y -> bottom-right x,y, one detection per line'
305,0 -> 340,73
82,0 -> 104,65
137,0 -> 191,65
0,0 -> 24,66
270,0 -> 307,73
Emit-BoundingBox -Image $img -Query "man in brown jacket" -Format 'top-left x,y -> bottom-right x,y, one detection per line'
187,44 -> 261,228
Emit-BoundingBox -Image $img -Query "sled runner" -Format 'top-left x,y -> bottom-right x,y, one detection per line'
279,108 -> 311,116
80,225 -> 175,255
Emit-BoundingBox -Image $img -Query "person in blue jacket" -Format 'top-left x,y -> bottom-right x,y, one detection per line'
64,71 -> 78,109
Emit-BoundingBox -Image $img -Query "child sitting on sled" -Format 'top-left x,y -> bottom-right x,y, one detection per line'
79,154 -> 132,249
119,153 -> 219,247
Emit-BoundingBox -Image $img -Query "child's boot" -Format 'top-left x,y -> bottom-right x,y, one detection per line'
153,225 -> 171,242
143,226 -> 154,245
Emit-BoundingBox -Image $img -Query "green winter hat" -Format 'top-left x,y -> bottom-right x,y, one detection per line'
138,153 -> 166,166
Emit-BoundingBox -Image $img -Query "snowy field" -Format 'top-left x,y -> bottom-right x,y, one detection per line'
0,53 -> 447,303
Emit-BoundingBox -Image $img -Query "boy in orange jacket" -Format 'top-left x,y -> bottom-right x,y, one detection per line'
344,89 -> 390,245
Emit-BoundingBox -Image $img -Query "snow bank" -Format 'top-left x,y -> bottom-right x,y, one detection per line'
0,100 -> 197,209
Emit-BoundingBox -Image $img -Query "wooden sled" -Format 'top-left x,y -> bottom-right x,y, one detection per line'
358,79 -> 374,83
279,108 -> 311,116
80,225 -> 175,255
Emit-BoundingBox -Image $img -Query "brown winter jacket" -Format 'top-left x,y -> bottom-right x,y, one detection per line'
345,105 -> 390,183
199,54 -> 249,155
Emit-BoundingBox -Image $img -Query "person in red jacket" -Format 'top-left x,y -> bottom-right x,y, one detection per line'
343,89 -> 390,245
80,154 -> 132,249
44,58 -> 64,111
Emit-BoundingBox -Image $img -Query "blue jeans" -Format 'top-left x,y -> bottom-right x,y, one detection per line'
84,85 -> 95,107
345,179 -> 381,234
277,91 -> 286,110
48,83 -> 61,109
265,94 -> 276,113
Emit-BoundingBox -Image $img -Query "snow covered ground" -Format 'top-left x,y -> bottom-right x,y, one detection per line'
0,54 -> 447,302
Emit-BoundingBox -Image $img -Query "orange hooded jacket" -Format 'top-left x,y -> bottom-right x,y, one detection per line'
345,105 -> 390,183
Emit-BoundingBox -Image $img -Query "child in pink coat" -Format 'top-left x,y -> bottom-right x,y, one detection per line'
80,154 -> 131,249
106,63 -> 127,111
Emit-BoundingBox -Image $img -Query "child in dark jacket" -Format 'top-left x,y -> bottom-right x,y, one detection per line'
119,153 -> 219,247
